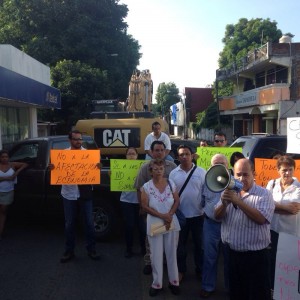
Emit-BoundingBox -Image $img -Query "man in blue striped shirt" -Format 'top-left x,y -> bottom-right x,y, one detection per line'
215,158 -> 274,300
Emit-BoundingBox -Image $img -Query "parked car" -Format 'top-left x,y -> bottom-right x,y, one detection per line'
230,134 -> 300,165
8,135 -> 121,241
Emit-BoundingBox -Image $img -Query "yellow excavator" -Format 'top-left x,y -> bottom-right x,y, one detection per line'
76,69 -> 169,158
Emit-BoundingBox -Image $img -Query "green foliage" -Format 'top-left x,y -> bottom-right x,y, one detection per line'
195,101 -> 232,130
0,0 -> 141,129
155,82 -> 180,118
218,18 -> 282,69
150,103 -> 161,117
40,60 -> 109,132
216,18 -> 283,98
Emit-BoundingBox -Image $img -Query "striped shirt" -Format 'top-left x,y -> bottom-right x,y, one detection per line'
216,183 -> 275,251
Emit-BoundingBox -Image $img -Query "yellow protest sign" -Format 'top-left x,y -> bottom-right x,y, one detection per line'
50,150 -> 100,185
254,158 -> 300,187
196,147 -> 242,170
110,159 -> 146,191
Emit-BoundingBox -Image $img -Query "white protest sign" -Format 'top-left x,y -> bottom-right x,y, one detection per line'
287,117 -> 300,154
274,232 -> 300,300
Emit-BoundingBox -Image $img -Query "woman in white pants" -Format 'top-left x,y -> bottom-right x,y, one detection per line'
141,159 -> 181,297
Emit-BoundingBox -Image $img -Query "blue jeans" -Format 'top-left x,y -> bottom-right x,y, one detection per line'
177,216 -> 203,273
120,201 -> 146,252
202,217 -> 229,291
62,197 -> 96,253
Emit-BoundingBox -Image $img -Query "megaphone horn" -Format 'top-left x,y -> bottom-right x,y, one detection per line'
205,164 -> 243,193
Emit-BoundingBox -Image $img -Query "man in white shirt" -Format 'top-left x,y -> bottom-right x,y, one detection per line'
56,130 -> 100,263
200,154 -> 230,298
169,145 -> 206,281
144,121 -> 173,161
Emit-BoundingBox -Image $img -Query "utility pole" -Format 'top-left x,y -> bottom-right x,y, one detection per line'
215,72 -> 221,128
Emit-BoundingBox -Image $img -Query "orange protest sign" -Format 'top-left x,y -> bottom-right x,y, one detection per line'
50,150 -> 100,185
255,158 -> 300,187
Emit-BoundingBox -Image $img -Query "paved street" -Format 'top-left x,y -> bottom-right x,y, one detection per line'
0,215 -> 229,300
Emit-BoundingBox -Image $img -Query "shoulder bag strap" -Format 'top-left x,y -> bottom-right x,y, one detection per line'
179,165 -> 197,197
167,179 -> 173,193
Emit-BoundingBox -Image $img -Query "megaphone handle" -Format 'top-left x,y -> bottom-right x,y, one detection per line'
222,193 -> 237,209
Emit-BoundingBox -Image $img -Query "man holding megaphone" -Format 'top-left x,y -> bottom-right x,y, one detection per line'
214,158 -> 275,300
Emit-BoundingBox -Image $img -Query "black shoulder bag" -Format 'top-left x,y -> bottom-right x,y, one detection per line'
169,165 -> 197,228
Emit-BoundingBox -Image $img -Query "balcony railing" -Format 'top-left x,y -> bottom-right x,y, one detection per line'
217,43 -> 269,80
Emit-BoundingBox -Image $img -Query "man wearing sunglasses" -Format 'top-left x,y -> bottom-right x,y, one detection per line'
56,130 -> 100,263
213,132 -> 227,147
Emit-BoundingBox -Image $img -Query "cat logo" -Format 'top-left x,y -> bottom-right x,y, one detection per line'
95,128 -> 141,148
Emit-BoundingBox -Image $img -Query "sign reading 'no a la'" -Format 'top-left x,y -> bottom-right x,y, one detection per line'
50,150 -> 100,185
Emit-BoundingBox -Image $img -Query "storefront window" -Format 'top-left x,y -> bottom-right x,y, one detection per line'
0,106 -> 29,149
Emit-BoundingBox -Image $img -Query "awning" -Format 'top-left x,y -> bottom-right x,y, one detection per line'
220,103 -> 278,116
0,66 -> 61,109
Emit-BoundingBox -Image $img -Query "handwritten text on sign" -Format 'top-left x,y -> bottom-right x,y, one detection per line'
196,147 -> 242,170
255,158 -> 300,187
110,159 -> 146,191
287,117 -> 300,154
274,232 -> 300,300
50,150 -> 100,185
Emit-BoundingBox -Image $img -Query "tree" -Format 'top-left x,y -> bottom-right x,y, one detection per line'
0,0 -> 141,122
40,59 -> 109,132
218,18 -> 282,69
194,101 -> 231,131
155,82 -> 180,119
217,18 -> 282,97
196,18 -> 284,131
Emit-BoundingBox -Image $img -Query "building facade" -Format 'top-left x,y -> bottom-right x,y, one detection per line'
0,45 -> 61,149
216,36 -> 300,137
170,87 -> 213,139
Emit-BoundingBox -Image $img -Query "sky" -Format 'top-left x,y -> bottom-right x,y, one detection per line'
119,0 -> 300,97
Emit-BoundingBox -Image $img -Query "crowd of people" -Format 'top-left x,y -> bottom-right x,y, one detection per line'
3,124 -> 299,300
121,127 -> 300,300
